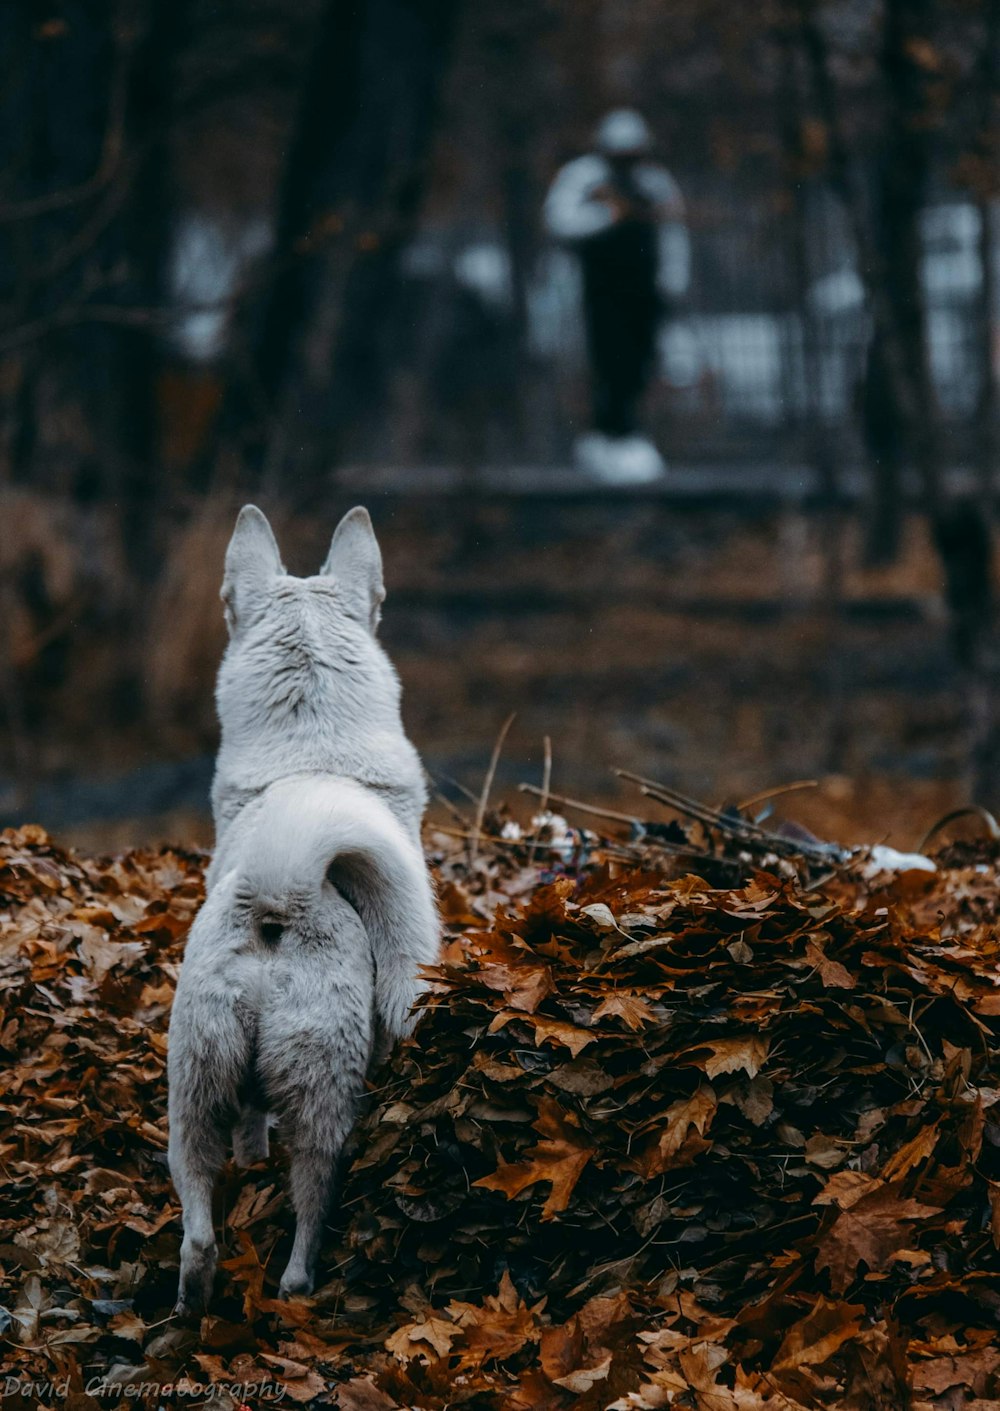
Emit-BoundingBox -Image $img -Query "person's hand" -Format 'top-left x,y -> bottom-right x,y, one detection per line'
653,195 -> 685,222
593,183 -> 632,223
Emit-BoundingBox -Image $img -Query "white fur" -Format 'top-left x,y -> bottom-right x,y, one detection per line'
167,505 -> 438,1314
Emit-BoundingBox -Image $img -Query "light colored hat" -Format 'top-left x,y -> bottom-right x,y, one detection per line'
595,108 -> 652,156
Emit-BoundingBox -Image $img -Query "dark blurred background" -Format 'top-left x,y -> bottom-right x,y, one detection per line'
1,0 -> 998,848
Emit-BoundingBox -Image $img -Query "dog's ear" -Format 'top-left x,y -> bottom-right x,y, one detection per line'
222,505 -> 283,633
321,507 -> 385,632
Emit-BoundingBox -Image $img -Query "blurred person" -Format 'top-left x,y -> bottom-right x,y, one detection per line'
544,109 -> 690,484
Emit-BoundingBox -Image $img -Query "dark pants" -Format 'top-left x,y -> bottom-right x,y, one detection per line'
581,221 -> 660,438
583,291 -> 658,436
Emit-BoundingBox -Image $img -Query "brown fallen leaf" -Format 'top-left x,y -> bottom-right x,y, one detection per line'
814,1179 -> 941,1292
539,1315 -> 585,1383
385,1314 -> 463,1363
333,1377 -> 400,1411
447,1271 -> 542,1368
804,936 -> 854,988
552,1351 -> 612,1392
592,990 -> 658,1030
881,1122 -> 939,1181
678,1341 -> 739,1411
8,813 -> 1000,1411
474,1096 -> 594,1218
771,1296 -> 865,1372
911,1347 -> 1000,1395
489,1010 -> 596,1056
700,1037 -> 770,1080
479,962 -> 555,1013
636,1086 -> 718,1177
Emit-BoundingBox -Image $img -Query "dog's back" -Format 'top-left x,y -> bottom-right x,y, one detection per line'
209,504 -> 427,855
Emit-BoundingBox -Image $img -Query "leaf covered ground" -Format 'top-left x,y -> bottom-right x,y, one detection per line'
2,814 -> 1000,1409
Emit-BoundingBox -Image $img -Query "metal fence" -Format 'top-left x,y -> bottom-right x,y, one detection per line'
468,177 -> 994,464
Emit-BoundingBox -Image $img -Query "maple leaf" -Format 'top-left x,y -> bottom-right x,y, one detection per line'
813,1177 -> 941,1293
479,961 -> 555,1013
474,1096 -> 594,1218
804,936 -> 854,988
385,1314 -> 463,1363
699,1036 -> 769,1080
771,1296 -> 865,1372
489,1009 -> 596,1056
592,990 -> 658,1030
447,1272 -> 542,1368
636,1086 -> 717,1177
678,1342 -> 739,1410
333,1377 -> 400,1411
540,1315 -> 585,1382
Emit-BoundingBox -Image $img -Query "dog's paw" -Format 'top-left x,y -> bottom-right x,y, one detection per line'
177,1237 -> 217,1317
278,1265 -> 315,1301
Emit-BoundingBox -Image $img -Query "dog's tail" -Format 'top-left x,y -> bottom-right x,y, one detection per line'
234,776 -> 439,1038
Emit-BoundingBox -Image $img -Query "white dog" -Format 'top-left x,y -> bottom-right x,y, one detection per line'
167,505 -> 439,1313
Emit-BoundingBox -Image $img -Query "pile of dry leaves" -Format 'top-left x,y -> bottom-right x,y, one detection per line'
2,811 -> 1000,1409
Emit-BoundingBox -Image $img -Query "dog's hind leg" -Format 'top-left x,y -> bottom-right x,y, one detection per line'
169,1113 -> 227,1317
272,1047 -> 364,1299
168,972 -> 255,1316
232,1106 -> 269,1167
261,973 -> 372,1298
280,1140 -> 341,1299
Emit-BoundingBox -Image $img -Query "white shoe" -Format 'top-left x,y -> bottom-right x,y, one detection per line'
574,433 -> 666,485
574,432 -> 612,476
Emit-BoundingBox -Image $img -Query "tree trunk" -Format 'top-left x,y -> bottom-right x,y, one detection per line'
795,0 -> 941,539
797,0 -> 998,802
972,0 -> 1000,506
776,11 -> 848,769
218,0 -> 460,493
875,0 -> 942,518
109,0 -> 192,580
0,0 -> 188,579
975,198 -> 998,506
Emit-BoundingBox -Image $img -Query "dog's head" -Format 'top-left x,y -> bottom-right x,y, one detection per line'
217,504 -> 396,723
221,504 -> 385,638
